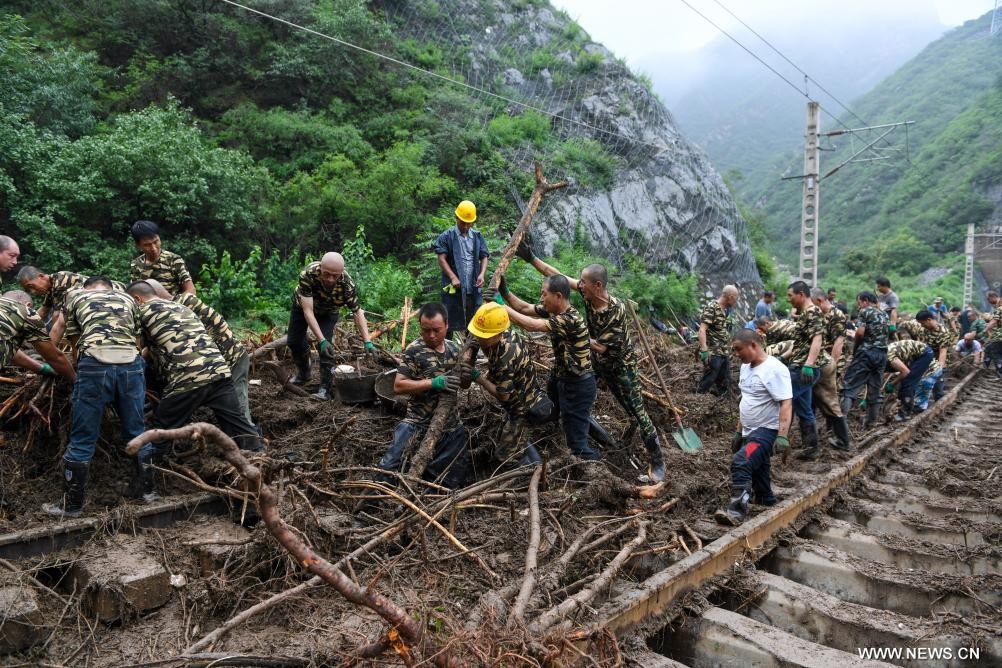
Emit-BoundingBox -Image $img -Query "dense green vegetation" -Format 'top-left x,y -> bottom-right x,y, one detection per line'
735,10 -> 1002,304
0,1 -> 694,333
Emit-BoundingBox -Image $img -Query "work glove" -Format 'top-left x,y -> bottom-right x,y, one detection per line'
364,341 -> 376,354
888,323 -> 897,333
799,365 -> 815,384
699,350 -> 710,364
498,275 -> 509,296
515,237 -> 535,262
884,381 -> 895,394
458,362 -> 479,388
38,362 -> 56,377
730,431 -> 744,453
430,374 -> 460,392
774,435 -> 790,453
483,287 -> 504,305
318,339 -> 335,359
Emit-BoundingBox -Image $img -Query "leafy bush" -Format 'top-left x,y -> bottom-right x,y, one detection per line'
575,49 -> 604,74
552,138 -> 619,189
487,111 -> 551,148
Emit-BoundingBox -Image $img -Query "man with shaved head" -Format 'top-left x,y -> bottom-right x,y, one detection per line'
289,252 -> 375,400
0,236 -> 20,288
517,248 -> 664,481
697,285 -> 739,395
18,266 -> 125,344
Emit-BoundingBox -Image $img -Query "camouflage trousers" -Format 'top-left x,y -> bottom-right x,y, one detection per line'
812,362 -> 843,419
495,396 -> 554,465
598,363 -> 656,442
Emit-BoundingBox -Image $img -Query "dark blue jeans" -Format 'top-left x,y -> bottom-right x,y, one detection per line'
898,346 -> 933,407
842,348 -> 888,407
378,421 -> 472,489
287,305 -> 338,386
789,365 -> 821,426
731,427 -> 778,505
66,356 -> 146,463
547,373 -> 600,460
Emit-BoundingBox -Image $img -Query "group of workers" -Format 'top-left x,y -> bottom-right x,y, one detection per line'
2,200 -> 1000,529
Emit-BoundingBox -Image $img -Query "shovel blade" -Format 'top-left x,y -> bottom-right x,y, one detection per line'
672,427 -> 703,452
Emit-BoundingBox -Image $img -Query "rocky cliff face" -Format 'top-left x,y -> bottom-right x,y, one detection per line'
394,0 -> 762,311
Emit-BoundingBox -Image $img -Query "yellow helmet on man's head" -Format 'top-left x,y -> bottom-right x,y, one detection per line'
468,302 -> 509,338
455,200 -> 477,223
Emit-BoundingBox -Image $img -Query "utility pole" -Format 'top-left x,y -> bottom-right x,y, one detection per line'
963,223 -> 975,308
798,102 -> 820,286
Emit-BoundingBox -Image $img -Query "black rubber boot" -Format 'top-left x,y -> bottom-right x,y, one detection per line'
290,359 -> 311,385
621,422 -> 638,446
311,386 -> 331,401
124,457 -> 145,499
587,417 -> 618,450
643,434 -> 665,483
895,396 -> 913,422
138,452 -> 161,503
797,421 -> 820,461
830,416 -> 852,451
42,460 -> 89,519
864,400 -> 881,429
516,444 -> 543,468
715,486 -> 750,526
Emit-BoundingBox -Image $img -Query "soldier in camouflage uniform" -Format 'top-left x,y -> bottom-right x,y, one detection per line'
811,288 -> 851,451
18,266 -> 125,344
759,319 -> 796,347
374,302 -> 471,489
778,281 -> 828,460
984,291 -> 1002,378
144,279 -> 256,429
129,220 -> 195,297
465,302 -> 550,470
127,281 -> 264,501
885,339 -> 936,420
288,252 -> 375,401
0,294 -> 75,381
915,310 -> 953,401
517,250 -> 664,479
696,286 -> 739,395
499,274 -> 601,461
42,277 -> 144,518
841,291 -> 890,427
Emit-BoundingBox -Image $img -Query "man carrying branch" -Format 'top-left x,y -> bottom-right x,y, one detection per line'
491,274 -> 602,461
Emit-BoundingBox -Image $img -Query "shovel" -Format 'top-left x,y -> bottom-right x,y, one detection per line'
628,301 -> 703,452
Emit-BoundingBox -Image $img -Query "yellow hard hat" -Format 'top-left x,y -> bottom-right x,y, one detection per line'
455,200 -> 477,223
467,302 -> 509,338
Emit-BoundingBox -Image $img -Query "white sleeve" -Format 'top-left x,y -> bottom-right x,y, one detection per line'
765,360 -> 793,401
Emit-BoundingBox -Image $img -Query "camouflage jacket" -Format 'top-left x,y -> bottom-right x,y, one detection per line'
788,304 -> 831,368
43,272 -> 125,314
765,320 -> 796,345
920,322 -> 954,352
699,300 -> 731,357
137,299 -> 230,397
822,308 -> 849,372
991,305 -> 1002,342
484,329 -> 545,418
897,319 -> 925,341
584,295 -> 637,372
855,305 -> 889,351
64,290 -> 140,360
130,250 -> 193,297
293,262 -> 361,315
887,340 -> 938,378
173,293 -> 246,368
398,338 -> 460,429
0,298 -> 48,367
534,304 -> 592,378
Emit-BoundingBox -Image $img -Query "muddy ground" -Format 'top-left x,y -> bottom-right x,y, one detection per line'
0,333 -> 988,666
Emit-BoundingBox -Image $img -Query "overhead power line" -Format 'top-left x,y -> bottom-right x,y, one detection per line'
217,0 -> 666,151
707,0 -> 878,133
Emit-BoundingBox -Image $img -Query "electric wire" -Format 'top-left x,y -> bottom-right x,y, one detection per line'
218,0 -> 665,151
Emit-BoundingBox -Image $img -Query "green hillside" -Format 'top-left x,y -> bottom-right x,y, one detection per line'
738,11 -> 1002,292
0,0 -> 704,327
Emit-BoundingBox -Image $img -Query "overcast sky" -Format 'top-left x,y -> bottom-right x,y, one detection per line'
552,0 -> 996,98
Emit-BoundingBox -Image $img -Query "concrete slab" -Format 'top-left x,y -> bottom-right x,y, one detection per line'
831,499 -> 985,547
853,481 -> 1002,523
745,571 -> 1002,667
69,535 -> 171,622
803,518 -> 1000,576
0,585 -> 45,653
687,606 -> 895,667
768,544 -> 998,616
186,518 -> 252,576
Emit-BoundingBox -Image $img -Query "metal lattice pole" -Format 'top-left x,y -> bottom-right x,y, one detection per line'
799,101 -> 821,286
963,223 -> 975,308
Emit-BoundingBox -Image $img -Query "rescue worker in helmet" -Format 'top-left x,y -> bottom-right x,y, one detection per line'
464,302 -> 551,469
434,200 -> 489,338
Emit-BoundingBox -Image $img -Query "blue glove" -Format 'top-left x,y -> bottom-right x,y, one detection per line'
884,381 -> 895,393
364,341 -> 376,352
38,362 -> 56,377
799,365 -> 815,384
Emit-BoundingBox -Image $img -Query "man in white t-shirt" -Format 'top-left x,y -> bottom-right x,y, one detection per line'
955,332 -> 983,365
716,329 -> 793,526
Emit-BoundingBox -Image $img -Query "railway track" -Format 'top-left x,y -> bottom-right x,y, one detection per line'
598,368 -> 1002,667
